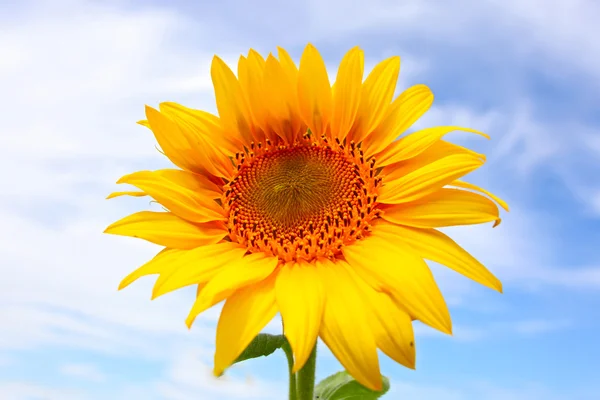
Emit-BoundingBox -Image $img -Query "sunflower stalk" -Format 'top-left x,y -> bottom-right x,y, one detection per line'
281,340 -> 298,400
295,344 -> 317,400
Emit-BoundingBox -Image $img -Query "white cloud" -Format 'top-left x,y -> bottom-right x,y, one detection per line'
512,319 -> 572,336
0,382 -> 83,400
60,363 -> 106,383
155,347 -> 283,400
0,1 -> 280,398
304,0 -> 600,81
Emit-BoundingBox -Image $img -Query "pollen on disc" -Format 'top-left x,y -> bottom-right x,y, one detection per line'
223,136 -> 381,263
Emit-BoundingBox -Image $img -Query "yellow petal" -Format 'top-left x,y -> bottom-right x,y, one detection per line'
211,56 -> 254,144
186,253 -> 279,327
375,126 -> 488,167
342,228 -> 452,334
330,47 -> 364,141
146,106 -> 227,177
381,188 -> 501,228
276,47 -> 304,141
365,84 -> 434,156
351,56 -> 400,143
214,273 -> 278,376
382,140 -> 484,184
297,43 -> 333,138
369,293 -> 415,369
238,52 -> 269,137
156,104 -> 234,178
159,102 -> 242,157
106,191 -> 146,200
137,120 -> 150,128
380,152 -> 484,204
345,262 -> 415,368
317,258 -> 382,391
277,47 -> 299,83
449,180 -> 510,212
104,211 -> 227,249
263,54 -> 302,144
386,140 -> 485,178
275,262 -> 325,372
118,248 -> 181,290
380,223 -> 502,292
152,242 -> 247,299
196,282 -> 206,297
117,169 -> 225,223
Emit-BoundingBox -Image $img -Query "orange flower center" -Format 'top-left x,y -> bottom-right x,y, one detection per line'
223,135 -> 382,262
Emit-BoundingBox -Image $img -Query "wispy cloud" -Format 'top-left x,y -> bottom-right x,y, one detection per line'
60,363 -> 106,383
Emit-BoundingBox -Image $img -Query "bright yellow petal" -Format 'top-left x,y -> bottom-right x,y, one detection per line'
117,243 -> 245,293
238,52 -> 269,138
449,180 -> 510,212
104,211 -> 227,249
118,248 -> 181,290
330,47 -> 364,141
146,106 -> 231,178
106,191 -> 146,200
381,188 -> 501,228
156,104 -> 233,179
351,56 -> 400,143
342,228 -> 452,334
152,243 -> 247,299
214,273 -> 278,376
196,282 -> 206,297
369,292 -> 415,369
263,54 -> 302,144
297,44 -> 332,138
383,140 -> 484,182
117,169 -> 225,223
375,126 -> 488,167
380,151 -> 484,204
376,126 -> 489,167
277,47 -> 299,82
211,56 -> 254,144
275,262 -> 325,372
137,119 -> 150,128
365,84 -> 434,156
317,258 -> 382,391
276,47 -> 304,141
159,102 -> 242,157
345,261 -> 415,368
186,253 -> 279,327
378,223 -> 502,292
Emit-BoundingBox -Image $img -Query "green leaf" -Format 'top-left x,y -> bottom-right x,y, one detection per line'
233,333 -> 287,364
315,371 -> 390,399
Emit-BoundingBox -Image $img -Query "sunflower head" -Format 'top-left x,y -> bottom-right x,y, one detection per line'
106,44 -> 507,391
224,131 -> 381,262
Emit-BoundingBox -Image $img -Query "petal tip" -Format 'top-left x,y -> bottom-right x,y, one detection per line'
494,280 -> 504,294
117,280 -> 130,291
185,315 -> 195,329
212,366 -> 225,378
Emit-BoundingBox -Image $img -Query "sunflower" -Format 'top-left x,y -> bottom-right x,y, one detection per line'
106,44 -> 507,391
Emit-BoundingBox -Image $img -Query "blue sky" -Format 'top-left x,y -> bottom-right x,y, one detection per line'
1,0 -> 599,399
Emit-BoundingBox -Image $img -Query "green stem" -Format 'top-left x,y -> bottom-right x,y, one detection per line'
281,340 -> 297,400
296,343 -> 317,400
